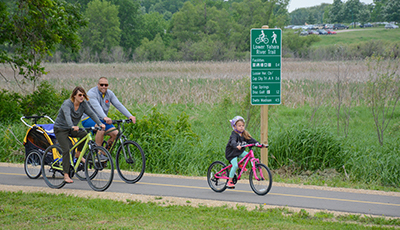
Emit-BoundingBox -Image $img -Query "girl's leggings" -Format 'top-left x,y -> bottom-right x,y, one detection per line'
229,151 -> 248,178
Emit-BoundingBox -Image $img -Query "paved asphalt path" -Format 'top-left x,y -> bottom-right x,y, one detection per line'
1,164 -> 399,218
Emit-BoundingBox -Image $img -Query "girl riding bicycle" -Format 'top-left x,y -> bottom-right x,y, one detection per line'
225,116 -> 262,189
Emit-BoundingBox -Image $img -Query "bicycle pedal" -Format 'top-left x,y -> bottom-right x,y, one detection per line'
77,163 -> 84,172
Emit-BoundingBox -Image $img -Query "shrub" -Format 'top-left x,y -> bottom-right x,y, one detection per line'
20,81 -> 68,118
125,107 -> 199,174
346,140 -> 400,187
0,81 -> 68,123
0,90 -> 23,123
269,124 -> 345,172
0,125 -> 24,162
282,32 -> 321,58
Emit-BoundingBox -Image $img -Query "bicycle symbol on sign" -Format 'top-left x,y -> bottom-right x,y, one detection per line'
255,30 -> 269,44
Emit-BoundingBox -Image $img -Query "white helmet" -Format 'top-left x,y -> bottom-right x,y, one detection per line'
229,116 -> 245,130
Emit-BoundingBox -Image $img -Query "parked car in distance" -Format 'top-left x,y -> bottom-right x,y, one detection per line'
333,24 -> 349,30
299,30 -> 308,36
326,29 -> 337,35
385,24 -> 399,29
292,25 -> 307,30
308,30 -> 319,35
317,29 -> 328,35
349,22 -> 361,28
363,23 -> 373,27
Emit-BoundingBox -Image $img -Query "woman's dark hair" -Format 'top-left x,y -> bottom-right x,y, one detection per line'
70,86 -> 89,102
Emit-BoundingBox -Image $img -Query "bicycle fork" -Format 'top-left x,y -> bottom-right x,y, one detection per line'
120,139 -> 134,164
250,158 -> 265,181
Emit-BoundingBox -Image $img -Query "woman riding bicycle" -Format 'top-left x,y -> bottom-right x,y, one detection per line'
225,116 -> 261,189
54,86 -> 105,184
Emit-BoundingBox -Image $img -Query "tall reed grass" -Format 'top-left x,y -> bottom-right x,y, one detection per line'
1,60 -> 400,188
1,60 -> 372,107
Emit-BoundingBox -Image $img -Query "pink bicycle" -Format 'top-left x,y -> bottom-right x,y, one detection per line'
207,143 -> 272,195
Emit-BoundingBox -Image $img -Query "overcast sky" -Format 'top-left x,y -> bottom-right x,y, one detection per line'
288,0 -> 374,12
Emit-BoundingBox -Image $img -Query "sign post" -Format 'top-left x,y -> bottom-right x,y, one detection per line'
250,27 -> 282,166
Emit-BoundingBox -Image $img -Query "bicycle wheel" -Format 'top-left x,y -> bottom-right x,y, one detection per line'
249,163 -> 272,196
41,145 -> 66,189
207,161 -> 228,193
24,150 -> 42,179
85,146 -> 114,192
116,141 -> 145,184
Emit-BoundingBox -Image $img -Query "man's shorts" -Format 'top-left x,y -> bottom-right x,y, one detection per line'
81,117 -> 115,131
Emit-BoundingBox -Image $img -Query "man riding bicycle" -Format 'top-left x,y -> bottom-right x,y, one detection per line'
81,77 -> 136,149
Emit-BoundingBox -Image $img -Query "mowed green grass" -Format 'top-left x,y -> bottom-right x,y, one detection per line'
312,27 -> 400,48
1,191 -> 399,229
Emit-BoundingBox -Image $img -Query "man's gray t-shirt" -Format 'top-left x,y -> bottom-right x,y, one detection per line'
81,86 -> 132,121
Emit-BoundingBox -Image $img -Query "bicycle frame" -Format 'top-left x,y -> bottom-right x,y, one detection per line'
50,130 -> 95,173
106,119 -> 130,153
214,147 -> 265,181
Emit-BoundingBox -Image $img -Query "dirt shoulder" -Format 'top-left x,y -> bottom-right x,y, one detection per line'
1,162 -> 399,219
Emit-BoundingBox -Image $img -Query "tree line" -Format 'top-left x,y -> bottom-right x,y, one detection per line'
2,0 -> 291,67
57,0 -> 292,63
1,0 -> 399,85
290,0 -> 399,26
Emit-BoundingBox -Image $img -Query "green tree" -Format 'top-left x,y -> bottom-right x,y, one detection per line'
289,4 -> 328,25
231,0 -> 270,28
65,0 -> 92,11
329,0 -> 343,23
80,0 -> 121,56
141,12 -> 168,42
269,0 -> 290,28
343,0 -> 363,23
134,34 -> 166,61
357,8 -> 371,26
169,2 -> 204,44
230,0 -> 281,52
290,8 -> 310,25
306,13 -> 316,24
110,0 -> 143,55
0,0 -> 86,91
141,0 -> 187,16
382,0 -> 400,22
370,0 -> 387,22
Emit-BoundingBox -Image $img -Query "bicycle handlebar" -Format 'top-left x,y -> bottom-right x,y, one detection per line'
112,119 -> 132,124
78,126 -> 102,131
240,143 -> 269,148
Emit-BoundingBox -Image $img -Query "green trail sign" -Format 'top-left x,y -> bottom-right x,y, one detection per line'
250,29 -> 282,105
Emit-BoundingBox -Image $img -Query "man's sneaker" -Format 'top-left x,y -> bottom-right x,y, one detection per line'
88,154 -> 108,163
226,181 -> 235,189
98,154 -> 108,162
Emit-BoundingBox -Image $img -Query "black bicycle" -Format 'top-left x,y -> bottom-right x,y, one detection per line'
103,119 -> 145,184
